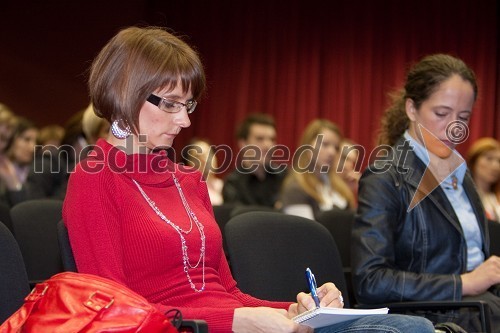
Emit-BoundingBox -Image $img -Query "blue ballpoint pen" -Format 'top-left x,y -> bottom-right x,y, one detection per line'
305,267 -> 321,308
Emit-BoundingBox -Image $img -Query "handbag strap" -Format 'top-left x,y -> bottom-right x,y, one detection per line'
0,283 -> 115,332
0,283 -> 49,331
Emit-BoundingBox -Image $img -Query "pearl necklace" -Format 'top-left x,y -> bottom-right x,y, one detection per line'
133,175 -> 206,292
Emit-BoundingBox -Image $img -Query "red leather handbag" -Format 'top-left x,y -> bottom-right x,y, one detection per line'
0,272 -> 178,333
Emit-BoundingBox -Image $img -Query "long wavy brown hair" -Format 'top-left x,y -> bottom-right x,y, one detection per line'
377,54 -> 478,146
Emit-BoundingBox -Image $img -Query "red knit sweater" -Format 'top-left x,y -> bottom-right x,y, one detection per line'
63,139 -> 291,332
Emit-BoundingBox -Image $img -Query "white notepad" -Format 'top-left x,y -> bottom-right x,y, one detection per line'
293,307 -> 389,328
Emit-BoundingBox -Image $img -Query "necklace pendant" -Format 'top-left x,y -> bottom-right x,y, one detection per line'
451,175 -> 458,190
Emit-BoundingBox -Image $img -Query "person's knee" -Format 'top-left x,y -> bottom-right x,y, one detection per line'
344,314 -> 434,333
395,315 -> 434,333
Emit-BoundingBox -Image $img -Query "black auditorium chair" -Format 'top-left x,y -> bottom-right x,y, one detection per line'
212,203 -> 237,234
57,220 -> 78,272
315,209 -> 354,268
224,211 -> 351,307
0,201 -> 13,233
229,204 -> 278,219
488,219 -> 500,256
315,209 -> 355,305
10,199 -> 64,285
0,221 -> 31,323
225,211 -> 492,332
212,203 -> 237,258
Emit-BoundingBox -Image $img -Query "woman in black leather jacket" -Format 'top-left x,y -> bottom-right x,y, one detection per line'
352,54 -> 500,332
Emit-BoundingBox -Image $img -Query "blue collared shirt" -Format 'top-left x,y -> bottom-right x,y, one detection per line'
404,131 -> 483,271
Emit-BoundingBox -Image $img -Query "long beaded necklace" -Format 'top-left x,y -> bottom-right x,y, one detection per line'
133,174 -> 206,292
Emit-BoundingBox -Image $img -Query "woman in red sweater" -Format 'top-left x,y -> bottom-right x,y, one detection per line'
63,26 -> 434,333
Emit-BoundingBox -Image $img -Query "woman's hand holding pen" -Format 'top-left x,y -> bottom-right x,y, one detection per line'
296,268 -> 344,314
316,282 -> 344,308
294,282 -> 344,315
234,268 -> 343,332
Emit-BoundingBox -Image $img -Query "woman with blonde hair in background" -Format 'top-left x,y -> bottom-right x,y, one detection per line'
82,103 -> 110,145
37,124 -> 65,155
183,138 -> 224,206
467,137 -> 500,222
281,119 -> 355,220
335,138 -> 362,202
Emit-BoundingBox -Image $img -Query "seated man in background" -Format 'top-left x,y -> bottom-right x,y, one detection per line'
223,113 -> 287,208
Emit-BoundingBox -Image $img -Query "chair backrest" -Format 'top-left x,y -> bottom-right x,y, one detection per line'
224,211 -> 350,307
315,209 -> 356,306
0,201 -> 13,233
488,219 -> 500,256
212,203 -> 237,232
315,209 -> 355,268
229,205 -> 278,219
10,199 -> 64,284
57,219 -> 78,272
212,203 -> 238,258
0,221 -> 30,323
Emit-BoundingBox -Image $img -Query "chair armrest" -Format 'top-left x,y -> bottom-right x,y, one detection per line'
386,301 -> 491,333
179,319 -> 208,333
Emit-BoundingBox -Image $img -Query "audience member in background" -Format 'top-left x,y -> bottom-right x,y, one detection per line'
352,54 -> 500,331
38,124 -> 65,147
26,105 -> 109,201
335,138 -> 362,202
63,26 -> 433,333
37,124 -> 65,154
223,113 -> 286,208
0,117 -> 38,206
82,103 -> 110,145
59,110 -> 89,171
467,137 -> 500,222
280,119 -> 355,220
42,108 -> 101,198
4,107 -> 107,206
183,138 -> 224,205
0,104 -> 18,154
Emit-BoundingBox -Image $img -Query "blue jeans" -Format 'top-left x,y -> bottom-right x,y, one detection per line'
315,314 -> 434,333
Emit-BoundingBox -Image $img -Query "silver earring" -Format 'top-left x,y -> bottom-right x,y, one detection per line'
111,119 -> 131,139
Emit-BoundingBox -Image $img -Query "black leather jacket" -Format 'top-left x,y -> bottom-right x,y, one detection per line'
352,137 -> 489,304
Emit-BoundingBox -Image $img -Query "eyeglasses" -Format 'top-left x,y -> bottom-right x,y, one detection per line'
147,94 -> 197,114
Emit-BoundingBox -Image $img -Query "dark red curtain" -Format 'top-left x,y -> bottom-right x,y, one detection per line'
0,0 -> 498,171
151,0 -> 499,168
